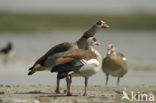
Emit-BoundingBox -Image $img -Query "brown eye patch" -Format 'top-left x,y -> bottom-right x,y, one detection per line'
96,21 -> 102,25
108,44 -> 114,49
111,45 -> 114,48
92,37 -> 97,42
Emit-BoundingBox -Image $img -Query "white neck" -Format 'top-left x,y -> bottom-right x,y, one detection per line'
88,45 -> 102,69
88,45 -> 94,52
94,49 -> 102,69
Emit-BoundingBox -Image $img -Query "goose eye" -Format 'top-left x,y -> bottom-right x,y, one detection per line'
92,37 -> 97,42
96,21 -> 102,25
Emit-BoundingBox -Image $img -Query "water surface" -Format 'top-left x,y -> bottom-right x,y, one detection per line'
0,31 -> 156,86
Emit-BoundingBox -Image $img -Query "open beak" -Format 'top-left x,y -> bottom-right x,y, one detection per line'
102,23 -> 110,29
95,41 -> 101,46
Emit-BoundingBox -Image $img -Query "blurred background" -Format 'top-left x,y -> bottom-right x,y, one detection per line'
0,0 -> 156,86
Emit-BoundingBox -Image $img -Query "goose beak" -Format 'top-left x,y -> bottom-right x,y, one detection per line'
102,23 -> 110,29
95,41 -> 101,46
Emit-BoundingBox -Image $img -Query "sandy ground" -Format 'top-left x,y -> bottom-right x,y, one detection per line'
0,85 -> 156,103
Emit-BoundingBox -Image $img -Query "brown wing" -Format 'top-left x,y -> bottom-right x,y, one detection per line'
117,53 -> 125,58
57,57 -> 75,64
116,53 -> 127,69
44,42 -> 73,57
33,42 -> 73,67
64,49 -> 97,60
102,53 -> 127,73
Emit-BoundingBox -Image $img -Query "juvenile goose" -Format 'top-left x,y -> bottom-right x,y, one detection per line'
52,37 -> 102,96
28,21 -> 109,94
102,44 -> 128,86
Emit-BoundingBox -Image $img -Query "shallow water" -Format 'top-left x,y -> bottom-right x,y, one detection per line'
0,31 -> 156,86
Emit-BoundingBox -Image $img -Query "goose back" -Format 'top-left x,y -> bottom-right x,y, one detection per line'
102,53 -> 127,77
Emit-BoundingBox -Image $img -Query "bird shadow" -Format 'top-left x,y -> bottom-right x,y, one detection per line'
15,91 -> 52,94
40,94 -> 79,98
15,91 -> 80,97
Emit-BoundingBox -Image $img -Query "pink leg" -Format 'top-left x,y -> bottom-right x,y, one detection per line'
69,75 -> 72,90
55,78 -> 61,94
66,76 -> 72,96
83,77 -> 88,96
69,76 -> 72,84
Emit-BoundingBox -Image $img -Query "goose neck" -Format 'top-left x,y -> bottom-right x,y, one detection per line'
87,25 -> 99,37
88,45 -> 94,52
76,25 -> 99,49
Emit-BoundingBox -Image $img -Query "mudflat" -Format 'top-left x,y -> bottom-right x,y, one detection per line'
0,85 -> 156,103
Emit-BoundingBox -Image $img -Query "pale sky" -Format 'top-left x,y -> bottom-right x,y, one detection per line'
0,0 -> 155,13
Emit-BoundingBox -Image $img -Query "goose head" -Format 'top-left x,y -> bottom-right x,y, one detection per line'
87,37 -> 101,47
107,44 -> 116,55
96,21 -> 110,29
82,21 -> 110,38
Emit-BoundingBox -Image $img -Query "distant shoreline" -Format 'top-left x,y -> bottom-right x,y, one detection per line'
0,12 -> 156,33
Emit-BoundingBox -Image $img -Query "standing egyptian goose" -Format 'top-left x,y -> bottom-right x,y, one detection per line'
51,37 -> 102,96
102,44 -> 128,86
0,42 -> 13,63
28,21 -> 109,94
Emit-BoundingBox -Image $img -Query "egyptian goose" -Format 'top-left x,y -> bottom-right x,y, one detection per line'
102,44 -> 128,86
0,42 -> 13,63
51,37 -> 102,96
28,21 -> 109,94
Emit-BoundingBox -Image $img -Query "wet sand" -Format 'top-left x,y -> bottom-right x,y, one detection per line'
0,85 -> 156,103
